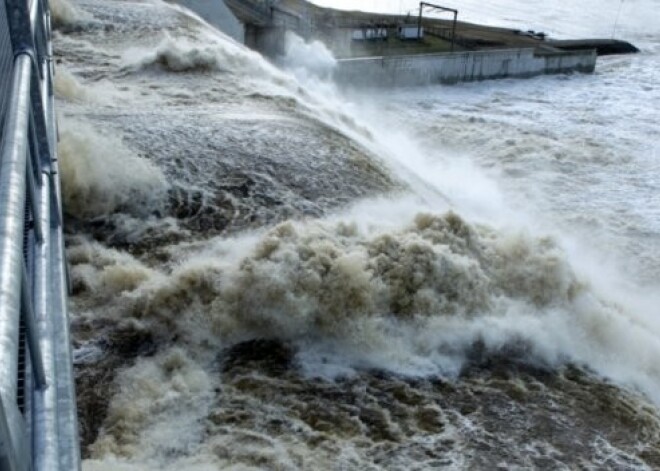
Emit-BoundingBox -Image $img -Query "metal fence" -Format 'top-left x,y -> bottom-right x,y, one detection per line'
0,0 -> 80,468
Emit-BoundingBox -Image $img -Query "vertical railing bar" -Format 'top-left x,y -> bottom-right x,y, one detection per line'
47,174 -> 61,228
28,112 -> 42,184
0,393 -> 19,471
20,264 -> 46,390
25,155 -> 42,243
21,348 -> 32,471
28,61 -> 51,172
28,0 -> 43,77
40,60 -> 54,164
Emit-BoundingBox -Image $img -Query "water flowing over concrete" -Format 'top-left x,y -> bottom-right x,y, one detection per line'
51,0 -> 660,469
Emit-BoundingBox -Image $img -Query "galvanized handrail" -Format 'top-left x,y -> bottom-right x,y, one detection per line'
0,0 -> 80,468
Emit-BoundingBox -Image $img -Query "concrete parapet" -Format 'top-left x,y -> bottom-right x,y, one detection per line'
334,48 -> 597,87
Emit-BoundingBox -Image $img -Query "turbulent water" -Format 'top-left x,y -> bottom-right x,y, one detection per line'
52,0 -> 660,469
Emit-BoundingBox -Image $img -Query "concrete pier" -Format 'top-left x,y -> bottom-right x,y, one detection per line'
175,0 -> 245,42
334,47 -> 597,87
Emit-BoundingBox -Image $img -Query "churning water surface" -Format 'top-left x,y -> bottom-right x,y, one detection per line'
53,0 -> 660,469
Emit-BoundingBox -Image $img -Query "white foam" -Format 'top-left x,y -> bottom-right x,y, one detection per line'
58,119 -> 168,218
278,32 -> 337,81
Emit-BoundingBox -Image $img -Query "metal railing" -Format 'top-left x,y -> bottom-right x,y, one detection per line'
424,25 -> 473,50
0,0 -> 80,468
417,2 -> 457,51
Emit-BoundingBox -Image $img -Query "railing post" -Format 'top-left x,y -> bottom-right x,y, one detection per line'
20,263 -> 46,390
0,393 -> 19,471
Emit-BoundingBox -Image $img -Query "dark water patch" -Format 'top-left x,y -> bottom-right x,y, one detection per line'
209,339 -> 660,469
222,338 -> 297,377
64,213 -> 187,261
74,320 -> 157,454
464,338 -> 557,379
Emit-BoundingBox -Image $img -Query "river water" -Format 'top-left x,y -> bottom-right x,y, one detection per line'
52,0 -> 660,469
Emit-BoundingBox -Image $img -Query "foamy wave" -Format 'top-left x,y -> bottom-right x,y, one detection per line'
50,0 -> 93,29
69,199 -> 660,401
88,347 -> 212,459
55,67 -> 125,104
59,120 -> 168,218
123,32 -> 271,75
68,238 -> 159,298
131,212 -> 574,352
70,202 -> 660,468
134,39 -> 224,73
55,67 -> 89,101
119,28 -> 374,145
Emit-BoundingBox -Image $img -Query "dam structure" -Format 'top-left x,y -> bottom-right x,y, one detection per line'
0,0 -> 79,469
180,0 -> 637,87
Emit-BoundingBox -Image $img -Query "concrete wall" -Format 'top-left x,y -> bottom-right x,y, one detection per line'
334,48 -> 597,87
175,0 -> 244,43
316,27 -> 356,58
246,25 -> 287,56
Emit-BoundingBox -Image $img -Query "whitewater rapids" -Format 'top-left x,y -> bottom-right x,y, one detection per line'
52,0 -> 660,469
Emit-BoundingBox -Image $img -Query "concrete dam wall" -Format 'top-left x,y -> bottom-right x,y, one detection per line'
334,48 -> 598,87
170,1 -> 598,87
175,0 -> 245,43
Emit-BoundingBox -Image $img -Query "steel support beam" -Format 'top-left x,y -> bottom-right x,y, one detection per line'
418,2 -> 458,51
20,264 -> 46,390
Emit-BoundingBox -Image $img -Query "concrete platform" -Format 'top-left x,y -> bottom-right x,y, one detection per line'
334,47 -> 597,87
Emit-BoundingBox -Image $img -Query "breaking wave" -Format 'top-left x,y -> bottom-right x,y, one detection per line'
59,120 -> 168,218
69,201 -> 660,401
127,35 -> 234,73
50,0 -> 93,29
122,29 -> 277,77
278,32 -> 337,80
54,66 -> 90,101
70,198 -> 660,470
